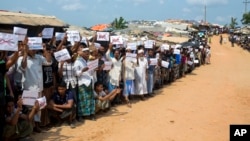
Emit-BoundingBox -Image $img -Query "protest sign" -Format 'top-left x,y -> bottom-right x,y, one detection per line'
0,32 -> 18,51
149,58 -> 158,66
127,42 -> 137,50
28,37 -> 43,50
110,36 -> 123,44
103,61 -> 112,70
13,27 -> 27,41
97,32 -> 110,41
173,49 -> 180,54
194,60 -> 199,64
87,59 -> 99,71
54,48 -> 71,62
22,90 -> 39,106
42,28 -> 54,39
55,32 -> 65,41
187,61 -> 193,65
161,60 -> 169,68
126,53 -> 137,62
37,96 -> 47,110
67,30 -> 80,42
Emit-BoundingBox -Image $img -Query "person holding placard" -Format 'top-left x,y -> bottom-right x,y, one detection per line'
106,43 -> 123,105
74,47 -> 96,121
16,38 -> 52,133
122,47 -> 136,107
3,96 -> 40,141
134,49 -> 148,100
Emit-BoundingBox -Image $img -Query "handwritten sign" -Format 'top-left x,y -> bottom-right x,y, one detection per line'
103,61 -> 112,70
67,30 -> 80,42
173,49 -> 180,54
110,36 -> 123,44
22,90 -> 39,106
126,53 -> 137,62
161,60 -> 169,68
194,60 -> 199,64
97,32 -> 110,41
144,40 -> 154,49
54,48 -> 71,62
37,96 -> 47,110
87,59 -> 99,71
127,42 -> 137,50
0,32 -> 18,51
13,27 -> 27,41
28,37 -> 43,50
42,28 -> 54,39
187,61 -> 193,65
55,32 -> 65,41
149,58 -> 158,66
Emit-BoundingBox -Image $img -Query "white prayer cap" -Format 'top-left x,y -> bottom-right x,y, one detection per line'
126,46 -> 132,50
199,45 -> 204,49
94,43 -> 101,48
138,49 -> 144,54
82,48 -> 89,52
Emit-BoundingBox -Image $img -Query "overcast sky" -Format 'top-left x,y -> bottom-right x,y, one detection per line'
0,0 -> 245,27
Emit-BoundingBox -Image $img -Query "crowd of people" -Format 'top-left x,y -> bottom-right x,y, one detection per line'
0,31 -> 211,141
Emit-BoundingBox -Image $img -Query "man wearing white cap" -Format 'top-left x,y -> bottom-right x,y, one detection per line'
134,49 -> 148,100
74,47 -> 96,121
122,47 -> 136,106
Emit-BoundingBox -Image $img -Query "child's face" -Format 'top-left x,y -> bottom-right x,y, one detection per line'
6,101 -> 15,114
96,84 -> 104,92
58,86 -> 67,95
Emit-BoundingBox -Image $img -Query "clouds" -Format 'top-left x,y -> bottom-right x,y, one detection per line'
47,0 -> 85,11
186,0 -> 228,6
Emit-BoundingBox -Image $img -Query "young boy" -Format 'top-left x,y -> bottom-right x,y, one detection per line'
94,82 -> 121,113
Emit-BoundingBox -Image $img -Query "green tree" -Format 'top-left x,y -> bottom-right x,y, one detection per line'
229,17 -> 238,29
241,12 -> 250,25
111,17 -> 128,30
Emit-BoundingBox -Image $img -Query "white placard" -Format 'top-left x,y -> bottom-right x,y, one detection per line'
37,96 -> 47,110
55,32 -> 65,41
67,30 -> 80,42
42,28 -> 54,39
54,48 -> 71,62
161,60 -> 169,68
194,60 -> 199,64
126,53 -> 137,62
103,61 -> 112,70
195,49 -> 199,52
22,90 -> 39,106
13,27 -> 27,41
0,33 -> 18,51
173,49 -> 180,54
28,37 -> 43,50
144,44 -> 153,49
110,36 -> 123,44
97,32 -> 110,41
94,43 -> 101,48
81,37 -> 88,45
187,61 -> 193,65
149,58 -> 158,66
87,59 -> 99,71
127,42 -> 137,50
137,41 -> 143,46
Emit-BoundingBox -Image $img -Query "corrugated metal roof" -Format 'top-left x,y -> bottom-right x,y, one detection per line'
0,11 -> 68,27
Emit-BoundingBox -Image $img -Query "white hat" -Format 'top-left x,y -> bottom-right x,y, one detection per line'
138,49 -> 144,54
126,46 -> 132,50
82,48 -> 89,52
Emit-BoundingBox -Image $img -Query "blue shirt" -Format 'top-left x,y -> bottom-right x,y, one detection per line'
53,90 -> 73,105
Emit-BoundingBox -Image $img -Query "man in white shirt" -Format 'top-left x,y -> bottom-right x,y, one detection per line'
74,47 -> 96,121
17,43 -> 52,132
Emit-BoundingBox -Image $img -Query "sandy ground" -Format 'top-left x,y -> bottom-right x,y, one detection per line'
33,34 -> 250,141
162,36 -> 189,43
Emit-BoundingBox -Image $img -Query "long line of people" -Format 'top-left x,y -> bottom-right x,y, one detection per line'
0,32 -> 211,141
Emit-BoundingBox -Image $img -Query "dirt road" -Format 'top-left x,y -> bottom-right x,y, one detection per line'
34,35 -> 250,141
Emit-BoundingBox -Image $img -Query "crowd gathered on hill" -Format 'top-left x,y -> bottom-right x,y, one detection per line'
0,30 -> 211,141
